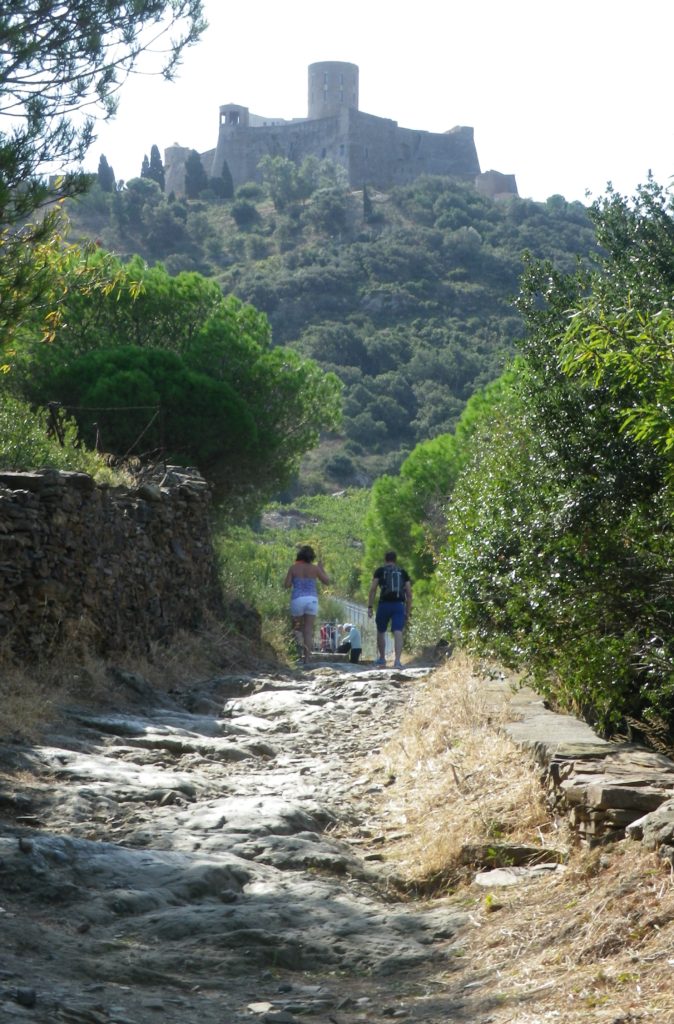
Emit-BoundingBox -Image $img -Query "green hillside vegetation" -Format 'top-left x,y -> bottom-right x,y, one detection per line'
66,161 -> 599,486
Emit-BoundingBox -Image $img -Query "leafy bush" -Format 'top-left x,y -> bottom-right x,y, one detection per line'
436,180 -> 674,738
43,345 -> 256,467
11,254 -> 342,512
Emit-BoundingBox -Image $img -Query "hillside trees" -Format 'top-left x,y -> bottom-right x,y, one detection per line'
365,372 -> 516,576
220,160 -> 235,199
10,255 -> 342,511
148,145 -> 166,191
437,179 -> 674,738
97,156 -> 116,193
184,150 -> 209,199
64,173 -> 600,484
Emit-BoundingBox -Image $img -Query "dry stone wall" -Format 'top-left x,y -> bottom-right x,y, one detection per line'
499,685 -> 674,853
0,466 -> 226,659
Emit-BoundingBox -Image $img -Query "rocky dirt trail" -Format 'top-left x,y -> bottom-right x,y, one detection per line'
0,661 -> 481,1024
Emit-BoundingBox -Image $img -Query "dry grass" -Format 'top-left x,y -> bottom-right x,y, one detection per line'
453,840 -> 674,1023
368,652 -> 674,1022
0,611 -> 280,741
132,612 -> 279,693
371,652 -> 557,889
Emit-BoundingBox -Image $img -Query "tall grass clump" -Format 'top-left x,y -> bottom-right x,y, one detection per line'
373,654 -> 553,889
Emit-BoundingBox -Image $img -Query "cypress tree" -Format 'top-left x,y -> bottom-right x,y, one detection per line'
97,154 -> 116,192
149,144 -> 166,191
220,159 -> 234,199
184,149 -> 208,199
363,183 -> 374,223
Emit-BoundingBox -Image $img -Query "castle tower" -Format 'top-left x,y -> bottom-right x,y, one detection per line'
219,104 -> 250,129
308,61 -> 358,120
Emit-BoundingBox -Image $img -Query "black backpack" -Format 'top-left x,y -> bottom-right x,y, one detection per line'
379,564 -> 406,601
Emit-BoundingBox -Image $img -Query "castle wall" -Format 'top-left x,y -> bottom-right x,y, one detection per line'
208,109 -> 481,191
210,115 -> 349,187
345,111 -> 481,188
476,169 -> 519,199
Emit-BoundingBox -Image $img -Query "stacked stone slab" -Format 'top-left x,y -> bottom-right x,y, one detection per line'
0,467 -> 226,659
498,686 -> 674,848
543,743 -> 674,845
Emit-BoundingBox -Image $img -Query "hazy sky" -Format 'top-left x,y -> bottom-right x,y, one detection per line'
88,0 -> 674,204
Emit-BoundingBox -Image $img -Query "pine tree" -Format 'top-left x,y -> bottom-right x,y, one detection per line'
140,154 -> 150,179
97,154 -> 116,192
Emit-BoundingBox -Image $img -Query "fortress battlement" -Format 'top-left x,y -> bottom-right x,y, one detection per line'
165,62 -> 517,200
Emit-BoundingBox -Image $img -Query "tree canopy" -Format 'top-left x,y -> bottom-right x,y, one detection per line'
432,178 -> 674,740
8,254 -> 342,512
66,172 -> 599,486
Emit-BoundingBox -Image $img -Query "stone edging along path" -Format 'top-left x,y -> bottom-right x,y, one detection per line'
486,676 -> 674,854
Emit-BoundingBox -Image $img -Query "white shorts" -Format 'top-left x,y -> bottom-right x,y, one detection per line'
291,596 -> 319,617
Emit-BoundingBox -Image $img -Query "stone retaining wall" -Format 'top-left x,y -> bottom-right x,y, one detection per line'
0,467 -> 225,659
499,685 -> 674,855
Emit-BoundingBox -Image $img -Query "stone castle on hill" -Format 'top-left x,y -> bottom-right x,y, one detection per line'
164,61 -> 518,199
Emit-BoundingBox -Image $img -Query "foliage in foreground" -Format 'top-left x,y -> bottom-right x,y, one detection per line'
0,1 -> 204,372
436,179 -> 674,737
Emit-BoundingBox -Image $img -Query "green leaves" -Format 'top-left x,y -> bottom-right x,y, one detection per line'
10,254 -> 342,514
437,179 -> 674,737
0,1 -> 205,219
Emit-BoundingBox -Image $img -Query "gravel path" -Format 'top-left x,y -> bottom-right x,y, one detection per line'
0,660 -> 477,1024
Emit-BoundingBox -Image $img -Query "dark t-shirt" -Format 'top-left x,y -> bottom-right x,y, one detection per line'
373,563 -> 410,602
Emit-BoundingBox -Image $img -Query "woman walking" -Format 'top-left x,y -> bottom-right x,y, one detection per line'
284,545 -> 330,664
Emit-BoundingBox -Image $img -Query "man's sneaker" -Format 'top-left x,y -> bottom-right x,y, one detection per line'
375,657 -> 386,667
393,660 -> 403,669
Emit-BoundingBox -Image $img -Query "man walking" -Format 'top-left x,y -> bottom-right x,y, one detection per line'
367,551 -> 412,669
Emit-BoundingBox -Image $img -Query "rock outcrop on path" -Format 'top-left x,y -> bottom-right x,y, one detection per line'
0,662 -> 470,1024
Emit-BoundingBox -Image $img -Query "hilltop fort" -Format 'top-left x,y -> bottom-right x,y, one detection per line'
164,61 -> 518,199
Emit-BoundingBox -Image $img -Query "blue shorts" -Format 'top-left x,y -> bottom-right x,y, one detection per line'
291,596 -> 319,617
375,600 -> 406,633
